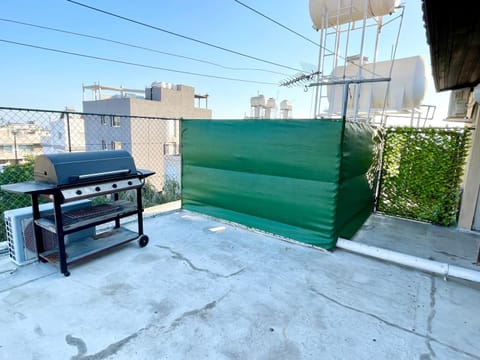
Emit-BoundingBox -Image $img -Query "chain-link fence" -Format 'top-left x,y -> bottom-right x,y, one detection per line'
0,106 -> 181,242
0,107 -> 472,242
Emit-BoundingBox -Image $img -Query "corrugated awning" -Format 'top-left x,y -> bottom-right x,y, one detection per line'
422,0 -> 480,92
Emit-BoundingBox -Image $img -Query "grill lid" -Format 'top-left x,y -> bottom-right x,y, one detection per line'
34,150 -> 137,186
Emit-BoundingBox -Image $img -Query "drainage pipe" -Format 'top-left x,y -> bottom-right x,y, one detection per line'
336,238 -> 480,284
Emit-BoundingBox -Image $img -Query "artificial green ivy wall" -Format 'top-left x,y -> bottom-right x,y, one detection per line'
377,127 -> 471,226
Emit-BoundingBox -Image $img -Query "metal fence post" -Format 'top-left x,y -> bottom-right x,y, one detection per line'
66,112 -> 72,152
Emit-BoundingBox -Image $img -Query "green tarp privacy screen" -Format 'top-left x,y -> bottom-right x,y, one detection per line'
181,119 -> 378,250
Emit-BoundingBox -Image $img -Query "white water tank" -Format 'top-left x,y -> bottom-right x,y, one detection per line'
280,100 -> 292,111
309,0 -> 399,30
280,100 -> 293,119
151,81 -> 167,88
250,95 -> 266,107
266,98 -> 276,109
264,98 -> 276,119
327,55 -> 426,113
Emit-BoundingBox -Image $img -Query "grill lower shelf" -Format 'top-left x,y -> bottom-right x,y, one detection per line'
40,227 -> 139,265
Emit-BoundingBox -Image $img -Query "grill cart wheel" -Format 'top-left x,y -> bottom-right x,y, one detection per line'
138,235 -> 149,248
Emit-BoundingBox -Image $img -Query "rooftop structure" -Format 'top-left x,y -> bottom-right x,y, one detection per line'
82,82 -> 212,191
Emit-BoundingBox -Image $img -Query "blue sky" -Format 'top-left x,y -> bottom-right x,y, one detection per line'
0,0 -> 450,121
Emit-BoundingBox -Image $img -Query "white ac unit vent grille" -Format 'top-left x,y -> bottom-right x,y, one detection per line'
4,200 -> 94,266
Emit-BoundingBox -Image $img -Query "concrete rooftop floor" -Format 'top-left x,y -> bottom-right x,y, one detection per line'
1,204 -> 480,360
352,213 -> 480,272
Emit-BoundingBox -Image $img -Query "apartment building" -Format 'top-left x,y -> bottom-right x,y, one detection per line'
0,122 -> 46,166
41,108 -> 87,153
82,82 -> 212,190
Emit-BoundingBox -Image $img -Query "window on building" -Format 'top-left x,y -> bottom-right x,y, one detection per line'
163,142 -> 178,155
101,139 -> 107,150
100,115 -> 107,125
0,145 -> 12,152
167,120 -> 175,138
166,120 -> 179,138
18,145 -> 34,152
111,116 -> 120,127
111,141 -> 122,150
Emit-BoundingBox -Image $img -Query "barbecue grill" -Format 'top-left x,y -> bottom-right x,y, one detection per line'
1,150 -> 155,276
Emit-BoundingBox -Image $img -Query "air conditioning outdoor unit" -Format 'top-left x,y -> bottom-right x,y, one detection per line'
4,200 -> 94,266
447,88 -> 472,120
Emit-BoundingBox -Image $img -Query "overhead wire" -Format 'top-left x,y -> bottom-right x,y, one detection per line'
233,0 -> 405,83
0,38 -> 278,85
232,0 -> 319,47
0,18 -> 289,76
230,0 -> 406,120
66,0 -> 303,73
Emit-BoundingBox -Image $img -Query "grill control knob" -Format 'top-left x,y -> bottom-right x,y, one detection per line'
76,190 -> 82,195
112,184 -> 118,189
128,181 -> 133,185
95,186 -> 101,192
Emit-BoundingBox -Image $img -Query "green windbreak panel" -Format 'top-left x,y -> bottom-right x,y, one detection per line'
340,122 -> 377,180
336,176 -> 374,238
182,166 -> 338,237
337,122 -> 378,239
182,120 -> 343,183
181,119 -> 343,249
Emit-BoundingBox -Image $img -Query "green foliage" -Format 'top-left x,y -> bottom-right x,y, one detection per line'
118,178 -> 180,208
159,178 -> 181,203
141,181 -> 163,207
377,127 -> 471,226
0,157 -> 36,241
366,127 -> 385,191
118,181 -> 160,207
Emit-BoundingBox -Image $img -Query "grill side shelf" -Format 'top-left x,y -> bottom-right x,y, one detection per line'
35,200 -> 137,233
